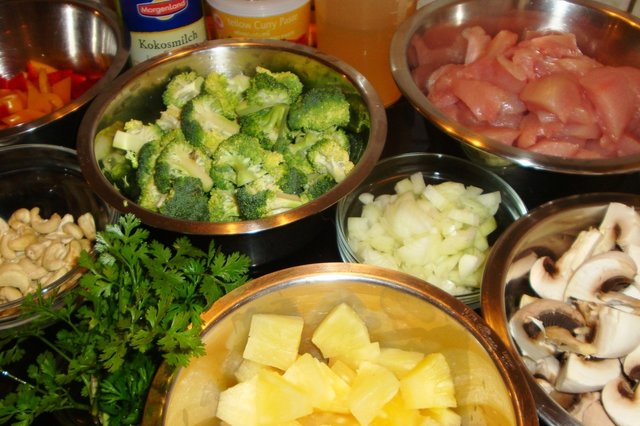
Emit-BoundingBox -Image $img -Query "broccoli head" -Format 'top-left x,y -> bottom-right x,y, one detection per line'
212,133 -> 270,187
236,185 -> 304,220
345,92 -> 371,134
235,70 -> 297,116
162,71 -> 204,108
303,174 -> 337,201
254,67 -> 303,100
157,176 -> 210,221
156,104 -> 182,133
238,103 -> 290,150
203,71 -> 250,119
136,139 -> 165,210
111,119 -> 163,168
278,166 -> 308,195
306,138 -> 354,183
208,188 -> 241,222
154,136 -> 214,194
181,94 -> 241,155
287,86 -> 351,131
99,150 -> 139,200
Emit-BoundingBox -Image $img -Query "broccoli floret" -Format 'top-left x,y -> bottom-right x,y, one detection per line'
238,103 -> 290,150
154,135 -> 214,194
304,174 -> 337,201
162,71 -> 204,108
287,86 -> 351,131
94,121 -> 124,163
235,71 -> 296,116
111,119 -> 163,168
157,176 -> 210,221
306,138 -> 354,183
181,93 -> 241,154
255,67 -> 303,100
156,104 -> 182,132
135,139 -> 165,210
208,188 -> 241,222
236,185 -> 304,220
278,166 -> 308,195
209,163 -> 237,191
99,150 -> 139,199
203,71 -> 250,119
345,92 -> 371,134
212,133 -> 270,187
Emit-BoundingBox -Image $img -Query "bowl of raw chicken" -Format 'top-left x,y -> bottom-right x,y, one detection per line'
390,0 -> 640,174
482,192 -> 640,426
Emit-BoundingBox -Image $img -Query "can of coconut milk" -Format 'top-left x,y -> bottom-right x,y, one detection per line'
118,0 -> 208,65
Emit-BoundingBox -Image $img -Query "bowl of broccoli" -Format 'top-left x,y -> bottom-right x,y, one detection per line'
76,39 -> 387,265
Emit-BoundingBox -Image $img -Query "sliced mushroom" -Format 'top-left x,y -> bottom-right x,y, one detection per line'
563,251 -> 640,314
530,228 -> 604,301
506,249 -> 539,282
555,353 -> 620,393
532,355 -> 561,385
567,391 -> 600,422
599,202 -> 640,252
622,344 -> 640,381
592,305 -> 640,359
582,400 -> 616,426
509,299 -> 593,360
601,376 -> 640,426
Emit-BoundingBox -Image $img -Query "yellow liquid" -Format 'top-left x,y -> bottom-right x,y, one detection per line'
315,0 -> 416,107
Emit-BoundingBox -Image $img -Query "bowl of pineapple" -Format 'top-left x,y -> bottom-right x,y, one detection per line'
143,262 -> 537,425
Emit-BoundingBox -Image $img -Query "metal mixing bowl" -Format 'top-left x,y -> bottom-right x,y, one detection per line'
0,144 -> 120,330
481,192 -> 640,425
390,0 -> 640,175
76,39 -> 387,266
143,262 -> 538,425
0,0 -> 129,147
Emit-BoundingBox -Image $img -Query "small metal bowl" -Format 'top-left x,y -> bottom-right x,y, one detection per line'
336,152 -> 527,309
76,39 -> 387,266
0,0 -> 129,147
0,144 -> 119,330
390,0 -> 640,175
143,262 -> 538,425
481,192 -> 640,425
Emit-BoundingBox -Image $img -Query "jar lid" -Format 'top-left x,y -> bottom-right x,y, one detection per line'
207,0 -> 310,17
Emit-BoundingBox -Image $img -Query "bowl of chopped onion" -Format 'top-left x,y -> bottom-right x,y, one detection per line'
390,0 -> 640,175
143,262 -> 537,425
336,152 -> 527,308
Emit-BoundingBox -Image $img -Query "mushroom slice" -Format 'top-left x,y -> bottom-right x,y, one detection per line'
530,228 -> 604,301
563,251 -> 640,313
531,355 -> 561,385
599,202 -> 640,252
506,249 -> 539,282
582,400 -> 616,426
622,344 -> 640,381
567,391 -> 600,423
509,299 -> 593,360
555,353 -> 620,393
601,376 -> 640,426
593,305 -> 640,359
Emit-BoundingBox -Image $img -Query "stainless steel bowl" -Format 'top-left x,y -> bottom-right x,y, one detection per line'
481,192 -> 640,425
390,0 -> 640,175
335,152 -> 527,309
0,144 -> 120,330
76,39 -> 387,266
143,262 -> 538,426
0,0 -> 129,147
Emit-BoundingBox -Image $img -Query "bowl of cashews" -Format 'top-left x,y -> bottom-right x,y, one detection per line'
0,143 -> 119,329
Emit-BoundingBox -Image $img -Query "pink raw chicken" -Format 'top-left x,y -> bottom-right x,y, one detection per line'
411,26 -> 640,159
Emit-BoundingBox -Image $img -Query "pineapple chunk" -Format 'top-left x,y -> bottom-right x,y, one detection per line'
257,369 -> 313,424
330,359 -> 357,384
376,347 -> 424,379
423,407 -> 462,426
331,341 -> 381,370
312,303 -> 371,359
349,361 -> 400,425
234,359 -> 277,382
216,376 -> 258,426
298,412 -> 359,426
400,352 -> 457,409
243,314 -> 304,370
283,353 -> 350,413
371,394 -> 423,426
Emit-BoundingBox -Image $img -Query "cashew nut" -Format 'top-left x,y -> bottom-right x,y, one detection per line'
0,233 -> 17,260
0,263 -> 31,293
62,222 -> 85,240
17,258 -> 48,280
8,208 -> 31,229
77,213 -> 97,241
0,217 -> 8,234
31,211 -> 62,234
25,239 -> 52,261
42,266 -> 70,287
42,242 -> 69,272
64,240 -> 82,266
7,229 -> 38,252
0,286 -> 23,303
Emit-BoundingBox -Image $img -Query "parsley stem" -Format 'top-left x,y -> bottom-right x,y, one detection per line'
35,335 -> 72,363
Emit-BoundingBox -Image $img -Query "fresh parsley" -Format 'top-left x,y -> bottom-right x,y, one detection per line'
0,214 -> 250,425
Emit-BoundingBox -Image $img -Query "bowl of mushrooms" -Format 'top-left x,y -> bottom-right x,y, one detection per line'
0,144 -> 119,329
481,192 -> 640,425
